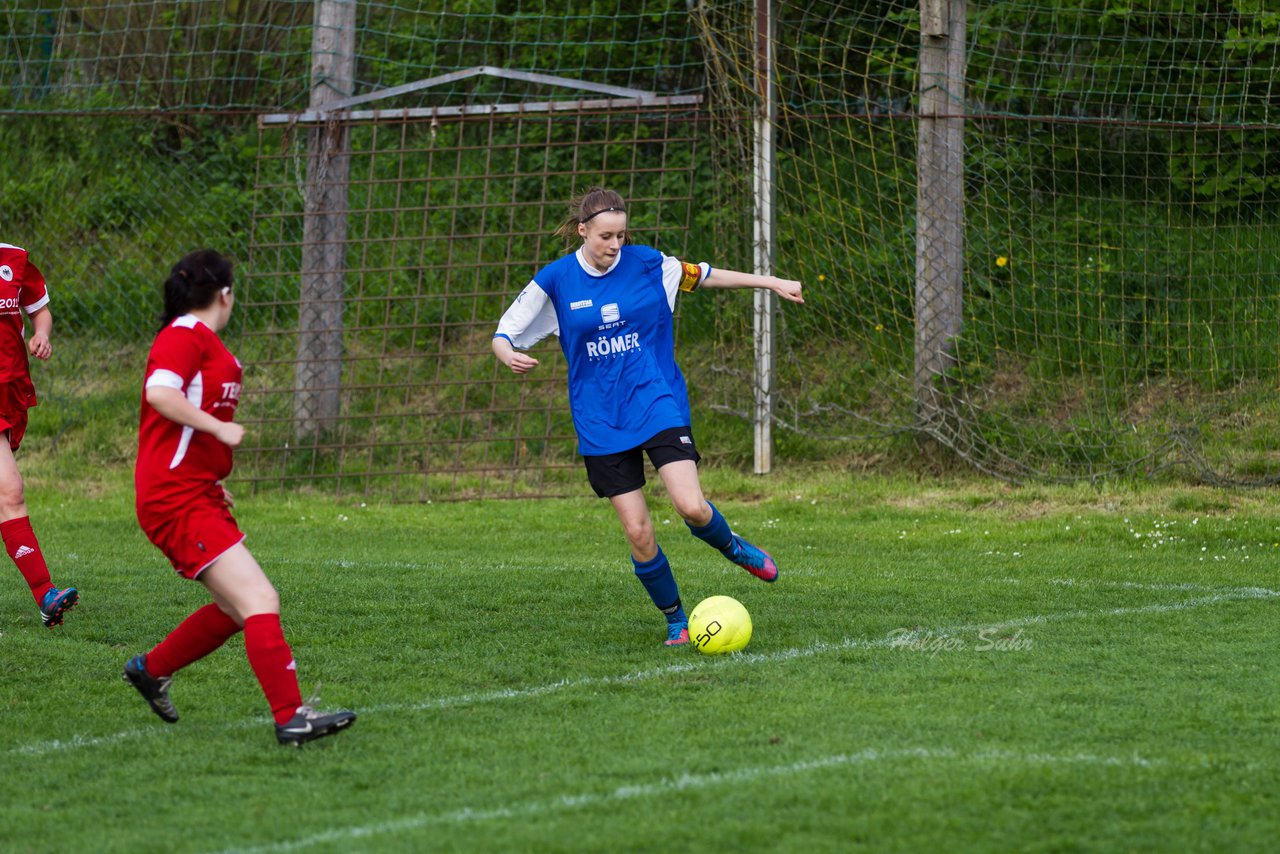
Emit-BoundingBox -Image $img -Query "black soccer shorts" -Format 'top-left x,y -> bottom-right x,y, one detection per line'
582,426 -> 701,498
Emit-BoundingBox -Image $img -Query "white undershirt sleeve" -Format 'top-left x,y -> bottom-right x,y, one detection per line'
145,368 -> 186,390
22,293 -> 49,315
661,255 -> 711,312
495,280 -> 559,350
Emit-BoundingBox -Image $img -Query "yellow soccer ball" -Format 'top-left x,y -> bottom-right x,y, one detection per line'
689,595 -> 752,655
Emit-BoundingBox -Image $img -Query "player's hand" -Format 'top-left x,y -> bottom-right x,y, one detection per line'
28,332 -> 51,360
215,421 -> 245,448
507,352 -> 540,374
772,278 -> 804,304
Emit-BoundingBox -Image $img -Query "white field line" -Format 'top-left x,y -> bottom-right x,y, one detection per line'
211,746 -> 1173,854
1036,577 -> 1268,593
10,583 -> 1277,759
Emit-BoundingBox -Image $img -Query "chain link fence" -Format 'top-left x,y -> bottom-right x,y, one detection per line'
239,104 -> 699,499
5,1 -> 1280,494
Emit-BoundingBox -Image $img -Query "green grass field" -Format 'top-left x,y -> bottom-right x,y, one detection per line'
3,470 -> 1279,852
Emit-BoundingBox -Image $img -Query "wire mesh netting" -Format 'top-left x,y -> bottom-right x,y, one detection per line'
696,0 -> 1280,483
242,105 -> 699,499
3,1 -> 1280,496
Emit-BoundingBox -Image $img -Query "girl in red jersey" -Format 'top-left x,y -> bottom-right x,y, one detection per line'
123,250 -> 355,746
0,243 -> 78,628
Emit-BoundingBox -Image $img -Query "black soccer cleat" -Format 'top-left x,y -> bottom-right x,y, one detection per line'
123,654 -> 179,723
275,705 -> 356,747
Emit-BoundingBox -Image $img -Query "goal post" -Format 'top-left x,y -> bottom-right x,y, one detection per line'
914,0 -> 966,427
294,0 -> 356,442
752,0 -> 777,474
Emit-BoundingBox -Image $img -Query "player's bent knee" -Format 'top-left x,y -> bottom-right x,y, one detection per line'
0,483 -> 27,519
618,512 -> 652,539
255,586 -> 281,615
623,523 -> 656,553
220,579 -> 279,618
238,598 -> 280,619
672,498 -> 710,526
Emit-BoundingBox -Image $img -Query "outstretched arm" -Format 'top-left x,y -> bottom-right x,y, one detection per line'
702,268 -> 804,304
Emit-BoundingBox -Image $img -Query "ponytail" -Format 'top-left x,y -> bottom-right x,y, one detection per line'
159,249 -> 233,331
553,187 -> 628,244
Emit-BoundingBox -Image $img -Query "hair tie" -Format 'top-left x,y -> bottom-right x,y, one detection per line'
580,206 -> 626,224
178,269 -> 189,279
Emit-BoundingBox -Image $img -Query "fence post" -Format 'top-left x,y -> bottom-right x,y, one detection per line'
752,0 -> 776,474
295,0 -> 355,441
914,0 -> 966,425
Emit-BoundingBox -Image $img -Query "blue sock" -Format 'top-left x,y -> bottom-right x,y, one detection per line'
632,547 -> 685,623
687,501 -> 734,552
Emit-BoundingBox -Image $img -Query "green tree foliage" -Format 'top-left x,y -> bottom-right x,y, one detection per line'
0,1 -> 311,111
964,0 -> 1280,210
354,0 -> 704,96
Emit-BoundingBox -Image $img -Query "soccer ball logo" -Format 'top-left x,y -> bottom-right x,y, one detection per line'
689,595 -> 752,655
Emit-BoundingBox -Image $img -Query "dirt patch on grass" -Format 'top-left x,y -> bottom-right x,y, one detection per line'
1124,379 -> 1197,423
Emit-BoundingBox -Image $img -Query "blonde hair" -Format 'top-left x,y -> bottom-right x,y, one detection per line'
553,187 -> 628,244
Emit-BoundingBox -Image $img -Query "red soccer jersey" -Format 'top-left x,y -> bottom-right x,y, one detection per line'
135,315 -> 243,512
0,243 -> 50,385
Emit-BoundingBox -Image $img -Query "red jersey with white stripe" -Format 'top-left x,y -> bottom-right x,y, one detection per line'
135,315 -> 242,511
0,243 -> 50,386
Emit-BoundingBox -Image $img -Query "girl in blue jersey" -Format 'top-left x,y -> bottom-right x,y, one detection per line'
492,188 -> 804,646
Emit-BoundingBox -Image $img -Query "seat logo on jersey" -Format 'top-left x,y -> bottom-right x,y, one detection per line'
601,303 -> 620,323
0,265 -> 11,282
570,299 -> 593,310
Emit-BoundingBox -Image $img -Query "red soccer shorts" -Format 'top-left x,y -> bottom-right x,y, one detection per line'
138,485 -> 246,579
0,379 -> 37,451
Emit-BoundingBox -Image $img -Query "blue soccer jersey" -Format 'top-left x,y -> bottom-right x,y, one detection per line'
495,244 -> 710,456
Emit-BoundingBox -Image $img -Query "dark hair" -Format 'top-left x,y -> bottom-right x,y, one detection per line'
159,249 -> 233,331
553,187 -> 628,243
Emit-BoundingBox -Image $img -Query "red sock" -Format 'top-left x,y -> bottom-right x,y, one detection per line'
146,603 -> 242,677
244,613 -> 303,725
1,516 -> 53,604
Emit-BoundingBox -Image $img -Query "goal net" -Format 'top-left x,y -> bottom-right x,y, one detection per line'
696,1 -> 1280,483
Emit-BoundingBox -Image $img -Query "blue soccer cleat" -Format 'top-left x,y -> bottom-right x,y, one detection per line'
39,586 -> 79,628
665,620 -> 690,647
723,534 -> 778,583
